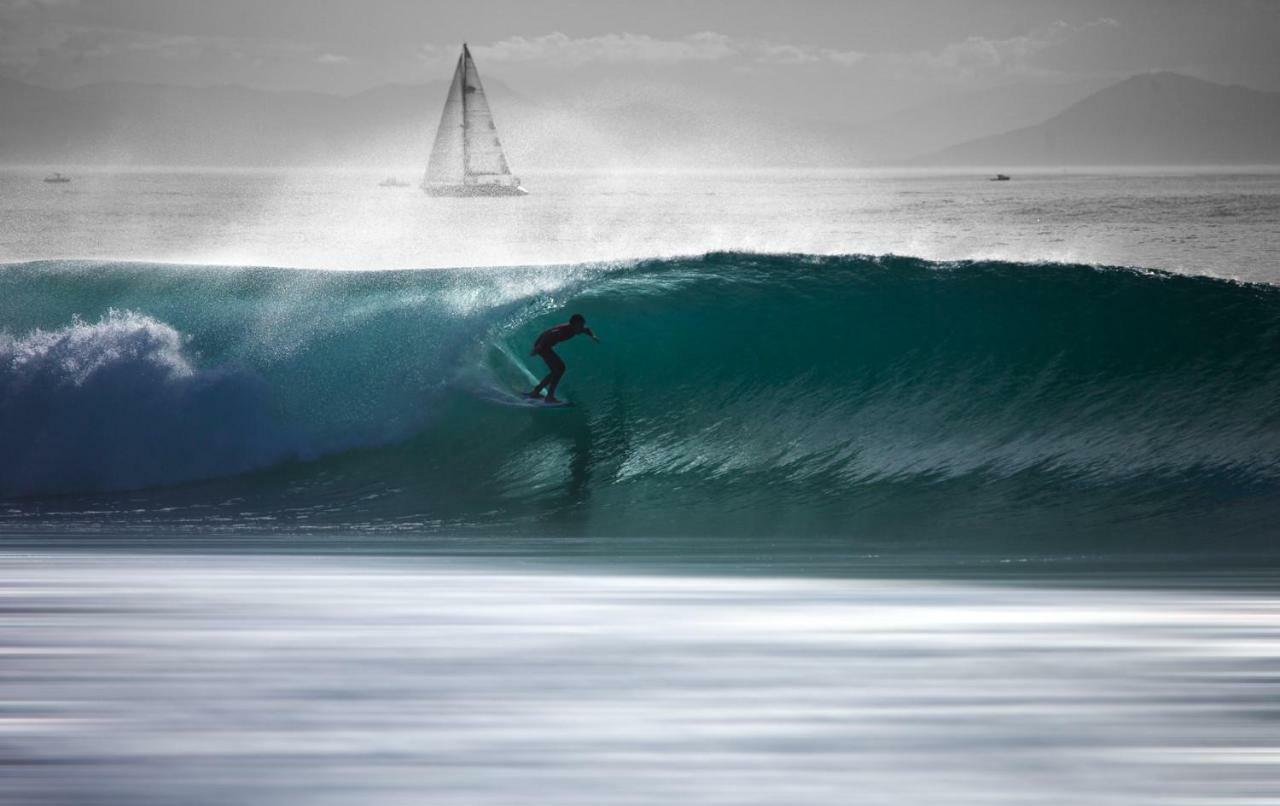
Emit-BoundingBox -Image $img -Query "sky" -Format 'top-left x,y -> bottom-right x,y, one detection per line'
2,0 -> 1279,120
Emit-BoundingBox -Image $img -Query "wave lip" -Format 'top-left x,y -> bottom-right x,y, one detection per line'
0,310 -> 292,496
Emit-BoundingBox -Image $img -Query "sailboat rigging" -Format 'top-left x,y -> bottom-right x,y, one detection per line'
423,44 -> 527,197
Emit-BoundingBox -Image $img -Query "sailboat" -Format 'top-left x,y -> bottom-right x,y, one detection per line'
423,44 -> 527,197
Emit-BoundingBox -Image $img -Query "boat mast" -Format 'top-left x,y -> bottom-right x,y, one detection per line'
460,44 -> 470,183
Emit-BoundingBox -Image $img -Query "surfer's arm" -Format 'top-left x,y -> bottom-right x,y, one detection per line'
583,327 -> 599,343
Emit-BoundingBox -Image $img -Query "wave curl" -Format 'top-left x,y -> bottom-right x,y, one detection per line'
3,254 -> 1280,549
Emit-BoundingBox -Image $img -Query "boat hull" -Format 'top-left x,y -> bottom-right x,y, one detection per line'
423,183 -> 527,197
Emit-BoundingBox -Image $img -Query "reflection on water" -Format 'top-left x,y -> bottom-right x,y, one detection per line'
2,552 -> 1278,805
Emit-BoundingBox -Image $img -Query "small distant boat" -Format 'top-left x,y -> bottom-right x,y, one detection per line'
379,177 -> 410,187
43,172 -> 71,183
423,44 -> 526,197
990,174 -> 1011,181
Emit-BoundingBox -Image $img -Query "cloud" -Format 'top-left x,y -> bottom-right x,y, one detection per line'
0,15 -> 339,86
754,43 -> 820,65
817,49 -> 866,67
1,13 -> 1115,95
472,32 -> 736,66
422,32 -> 867,71
883,18 -> 1121,83
0,0 -> 80,10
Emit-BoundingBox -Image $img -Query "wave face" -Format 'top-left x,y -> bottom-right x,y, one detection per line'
3,254 -> 1280,553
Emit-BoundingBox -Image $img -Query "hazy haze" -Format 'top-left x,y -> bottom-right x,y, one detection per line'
2,1 -> 1280,167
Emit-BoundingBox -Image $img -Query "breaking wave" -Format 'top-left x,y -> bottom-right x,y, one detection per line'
3,253 -> 1280,551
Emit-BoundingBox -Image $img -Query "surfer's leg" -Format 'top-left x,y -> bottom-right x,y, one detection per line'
543,351 -> 566,401
531,349 -> 564,397
531,371 -> 549,397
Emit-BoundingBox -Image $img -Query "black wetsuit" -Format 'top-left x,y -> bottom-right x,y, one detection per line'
531,323 -> 577,386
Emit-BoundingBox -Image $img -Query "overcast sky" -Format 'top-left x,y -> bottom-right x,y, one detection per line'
3,0 -> 1279,117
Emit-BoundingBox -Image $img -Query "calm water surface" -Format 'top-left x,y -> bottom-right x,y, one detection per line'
3,552 -> 1279,806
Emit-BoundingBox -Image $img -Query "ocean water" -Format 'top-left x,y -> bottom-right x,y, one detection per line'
4,252 -> 1280,559
3,553 -> 1278,806
3,167 -> 1279,276
3,168 -> 1280,803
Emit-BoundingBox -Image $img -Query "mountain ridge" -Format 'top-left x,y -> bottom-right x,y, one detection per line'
915,72 -> 1280,166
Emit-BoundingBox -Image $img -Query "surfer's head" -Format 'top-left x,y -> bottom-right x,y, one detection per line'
569,313 -> 586,330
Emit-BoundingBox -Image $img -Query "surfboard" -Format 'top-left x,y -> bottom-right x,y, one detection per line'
517,393 -> 573,408
474,387 -> 574,409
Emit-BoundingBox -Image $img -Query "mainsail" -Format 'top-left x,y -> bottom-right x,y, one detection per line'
424,53 -> 465,185
424,45 -> 525,196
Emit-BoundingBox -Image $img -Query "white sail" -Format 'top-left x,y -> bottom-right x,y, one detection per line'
423,45 -> 524,195
425,53 -> 466,185
461,46 -> 513,180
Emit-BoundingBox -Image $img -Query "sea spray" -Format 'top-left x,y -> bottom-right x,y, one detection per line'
0,310 -> 290,495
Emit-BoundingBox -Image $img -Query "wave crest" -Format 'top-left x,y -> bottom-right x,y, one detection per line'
4,255 -> 1280,547
0,310 -> 292,496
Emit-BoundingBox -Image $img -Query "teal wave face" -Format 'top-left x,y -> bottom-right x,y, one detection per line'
3,254 -> 1280,552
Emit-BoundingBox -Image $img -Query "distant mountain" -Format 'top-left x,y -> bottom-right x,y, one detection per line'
854,78 -> 1110,162
916,72 -> 1280,166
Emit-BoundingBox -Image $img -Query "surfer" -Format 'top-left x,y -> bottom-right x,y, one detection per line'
528,314 -> 598,403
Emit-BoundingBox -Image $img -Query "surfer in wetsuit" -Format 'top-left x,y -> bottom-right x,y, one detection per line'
528,313 -> 598,403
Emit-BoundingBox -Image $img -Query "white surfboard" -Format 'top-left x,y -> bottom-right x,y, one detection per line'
477,390 -> 573,409
516,393 -> 574,408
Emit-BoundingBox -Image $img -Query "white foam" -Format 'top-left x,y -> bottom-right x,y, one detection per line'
0,311 -> 294,496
